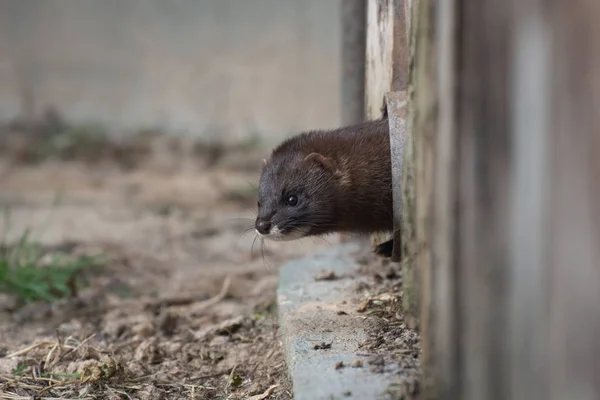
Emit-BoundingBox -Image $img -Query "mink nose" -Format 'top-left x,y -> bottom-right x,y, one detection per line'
255,220 -> 272,235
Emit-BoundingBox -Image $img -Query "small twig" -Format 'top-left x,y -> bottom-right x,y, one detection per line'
194,274 -> 231,311
105,384 -> 134,400
49,334 -> 96,368
249,347 -> 276,376
225,364 -> 238,390
44,337 -> 61,369
34,379 -> 81,397
121,373 -> 155,383
6,341 -> 55,358
110,338 -> 143,353
147,274 -> 231,310
245,384 -> 278,400
190,369 -> 231,381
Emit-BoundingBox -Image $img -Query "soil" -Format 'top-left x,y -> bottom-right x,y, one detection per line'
0,134 -> 421,400
0,141 -> 340,400
351,248 -> 422,399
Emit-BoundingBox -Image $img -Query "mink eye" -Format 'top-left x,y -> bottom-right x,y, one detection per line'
286,195 -> 298,207
257,201 -> 261,208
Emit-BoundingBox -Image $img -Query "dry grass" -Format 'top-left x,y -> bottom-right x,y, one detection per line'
0,231 -> 294,399
0,311 -> 290,400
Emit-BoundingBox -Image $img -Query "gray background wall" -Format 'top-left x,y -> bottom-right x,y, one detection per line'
0,0 -> 342,143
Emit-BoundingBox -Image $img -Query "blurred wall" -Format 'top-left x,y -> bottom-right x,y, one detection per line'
0,0 -> 342,143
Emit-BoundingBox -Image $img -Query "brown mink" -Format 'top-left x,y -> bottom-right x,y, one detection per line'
254,117 -> 394,255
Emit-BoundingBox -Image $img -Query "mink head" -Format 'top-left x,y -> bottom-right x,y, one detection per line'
255,150 -> 343,241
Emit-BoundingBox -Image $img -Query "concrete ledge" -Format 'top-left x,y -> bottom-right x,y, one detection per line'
277,242 -> 398,400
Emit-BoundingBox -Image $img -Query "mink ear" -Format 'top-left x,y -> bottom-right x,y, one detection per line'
262,158 -> 268,167
304,152 -> 339,176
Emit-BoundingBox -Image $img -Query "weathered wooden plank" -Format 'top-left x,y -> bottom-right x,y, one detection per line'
365,0 -> 394,251
364,0 -> 410,112
400,0 -> 424,332
539,1 -> 600,398
365,0 -> 414,319
507,3 -> 600,399
405,0 -> 443,393
385,90 -> 407,263
423,0 -> 458,397
419,0 -> 600,398
454,1 -> 512,397
393,0 -> 418,332
505,3 -> 553,399
365,0 -> 401,120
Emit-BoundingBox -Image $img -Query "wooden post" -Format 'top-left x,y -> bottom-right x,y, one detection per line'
366,1 -> 397,120
416,0 -> 600,398
364,0 -> 394,257
365,0 -> 418,324
365,0 -> 409,118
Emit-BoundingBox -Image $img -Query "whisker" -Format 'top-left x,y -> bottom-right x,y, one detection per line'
226,217 -> 256,222
282,219 -> 337,231
244,180 -> 259,192
224,216 -> 258,232
311,235 -> 332,246
235,226 -> 256,247
251,234 -> 259,258
260,238 -> 271,270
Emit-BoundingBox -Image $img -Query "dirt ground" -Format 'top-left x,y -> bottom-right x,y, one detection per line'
0,133 -> 420,400
0,136 -> 347,399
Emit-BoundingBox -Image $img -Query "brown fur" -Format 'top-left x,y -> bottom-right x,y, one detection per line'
255,118 -> 393,238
